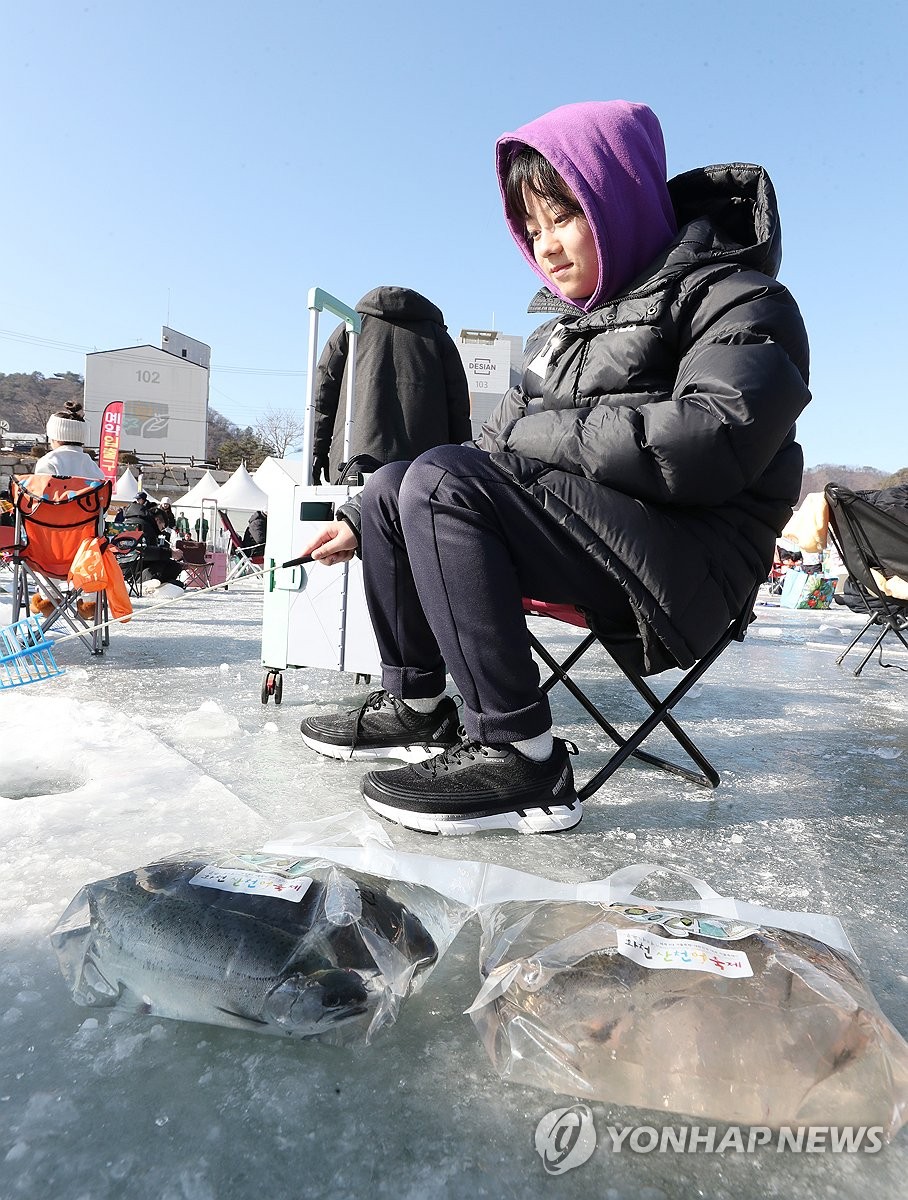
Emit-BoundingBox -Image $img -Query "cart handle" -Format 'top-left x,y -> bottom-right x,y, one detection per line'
302,288 -> 362,484
307,288 -> 362,335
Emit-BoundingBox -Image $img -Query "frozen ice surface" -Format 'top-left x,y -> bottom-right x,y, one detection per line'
1,577 -> 907,1198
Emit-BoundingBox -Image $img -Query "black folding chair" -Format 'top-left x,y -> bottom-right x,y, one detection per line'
176,539 -> 212,589
108,530 -> 145,598
524,583 -> 760,799
825,483 -> 908,676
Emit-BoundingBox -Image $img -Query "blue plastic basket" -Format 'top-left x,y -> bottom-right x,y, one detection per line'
0,615 -> 64,688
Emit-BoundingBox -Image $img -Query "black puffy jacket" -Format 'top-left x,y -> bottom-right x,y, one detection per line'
476,164 -> 811,674
313,287 -> 472,483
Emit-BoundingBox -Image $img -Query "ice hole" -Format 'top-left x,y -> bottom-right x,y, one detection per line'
0,773 -> 84,800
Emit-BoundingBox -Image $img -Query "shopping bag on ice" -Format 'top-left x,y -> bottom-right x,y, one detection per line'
467,864 -> 908,1136
51,836 -> 467,1045
780,569 -> 836,610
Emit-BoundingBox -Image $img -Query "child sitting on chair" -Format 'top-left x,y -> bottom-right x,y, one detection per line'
35,401 -> 105,481
30,401 -> 106,618
296,100 -> 811,837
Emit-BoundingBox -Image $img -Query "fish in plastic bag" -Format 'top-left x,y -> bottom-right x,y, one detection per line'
468,900 -> 908,1136
51,851 -> 462,1044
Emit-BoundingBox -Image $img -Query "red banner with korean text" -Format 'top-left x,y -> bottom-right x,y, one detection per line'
98,401 -> 124,483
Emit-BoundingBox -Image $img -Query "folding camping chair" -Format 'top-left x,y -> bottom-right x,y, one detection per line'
108,529 -> 145,598
176,539 -> 212,589
10,475 -> 113,656
218,511 -> 263,584
523,582 -> 760,799
825,483 -> 908,676
0,525 -> 15,565
767,546 -> 786,595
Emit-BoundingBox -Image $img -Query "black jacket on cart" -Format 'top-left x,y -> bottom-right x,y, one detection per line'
474,164 -> 811,675
312,286 -> 472,483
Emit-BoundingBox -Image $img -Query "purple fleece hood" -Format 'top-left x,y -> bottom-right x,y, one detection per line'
496,100 -> 678,310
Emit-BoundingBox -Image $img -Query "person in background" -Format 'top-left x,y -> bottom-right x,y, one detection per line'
194,515 -> 209,542
297,99 -> 810,838
311,286 -> 471,484
28,402 -> 105,618
241,510 -> 267,555
176,511 -> 191,538
0,486 -> 14,527
158,497 -> 176,530
141,509 -> 186,594
123,490 -> 151,524
119,493 -> 184,593
34,401 -> 105,480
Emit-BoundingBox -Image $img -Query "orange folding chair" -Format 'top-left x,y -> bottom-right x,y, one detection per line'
10,475 -> 114,655
523,583 -> 760,799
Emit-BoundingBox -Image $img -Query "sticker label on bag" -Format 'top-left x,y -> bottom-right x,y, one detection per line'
609,902 -> 759,941
616,929 -> 753,977
190,865 -> 313,902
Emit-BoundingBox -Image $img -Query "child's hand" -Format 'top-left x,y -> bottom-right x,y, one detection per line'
301,520 -> 358,566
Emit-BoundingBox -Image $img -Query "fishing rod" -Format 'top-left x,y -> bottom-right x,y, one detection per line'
1,552 -> 318,685
43,552 -> 315,645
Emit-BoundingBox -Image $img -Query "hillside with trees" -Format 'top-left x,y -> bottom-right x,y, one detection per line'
0,371 -> 84,437
0,371 -> 275,468
2,371 -> 905,490
797,464 -> 905,502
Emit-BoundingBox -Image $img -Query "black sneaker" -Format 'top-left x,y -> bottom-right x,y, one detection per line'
300,690 -> 461,763
360,738 -> 581,835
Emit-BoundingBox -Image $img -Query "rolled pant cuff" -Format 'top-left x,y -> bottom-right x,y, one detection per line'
382,665 -> 448,700
464,696 -> 553,747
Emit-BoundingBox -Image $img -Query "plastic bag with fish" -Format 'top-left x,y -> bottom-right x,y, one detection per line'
468,898 -> 908,1137
51,850 -> 467,1044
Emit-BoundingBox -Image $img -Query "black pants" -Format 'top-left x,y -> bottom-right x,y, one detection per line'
359,445 -> 636,745
142,552 -> 183,585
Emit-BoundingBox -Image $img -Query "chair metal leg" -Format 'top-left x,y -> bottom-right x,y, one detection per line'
851,627 -> 889,677
528,629 -> 722,798
612,655 -> 724,786
577,660 -> 723,799
835,615 -> 878,667
852,620 -> 908,676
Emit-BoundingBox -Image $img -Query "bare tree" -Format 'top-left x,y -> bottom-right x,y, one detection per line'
252,406 -> 306,459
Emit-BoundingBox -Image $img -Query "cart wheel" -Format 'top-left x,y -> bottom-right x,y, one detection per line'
261,670 -> 284,705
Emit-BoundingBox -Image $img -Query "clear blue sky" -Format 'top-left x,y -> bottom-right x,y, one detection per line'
1,1 -> 905,470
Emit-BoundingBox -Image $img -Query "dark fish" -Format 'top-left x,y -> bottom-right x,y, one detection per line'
51,856 -> 438,1041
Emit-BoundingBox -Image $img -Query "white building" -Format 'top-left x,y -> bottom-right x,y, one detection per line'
456,329 -> 523,438
83,328 -> 211,461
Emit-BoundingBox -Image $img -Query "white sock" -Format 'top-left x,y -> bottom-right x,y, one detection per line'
513,730 -> 554,762
401,693 -> 446,714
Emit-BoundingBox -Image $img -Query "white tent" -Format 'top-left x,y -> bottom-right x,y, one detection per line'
111,467 -> 140,503
215,463 -> 268,513
174,470 -> 222,510
173,470 -> 223,544
212,464 -> 269,552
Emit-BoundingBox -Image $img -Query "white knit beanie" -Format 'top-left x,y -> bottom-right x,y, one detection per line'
46,402 -> 87,444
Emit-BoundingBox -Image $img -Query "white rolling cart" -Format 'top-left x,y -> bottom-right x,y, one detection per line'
258,288 -> 381,704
